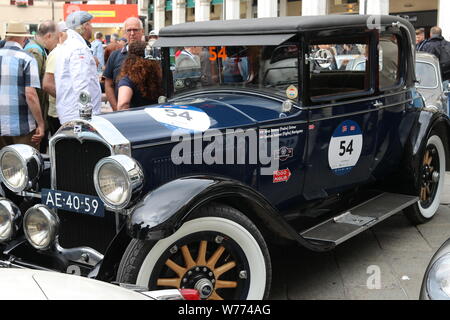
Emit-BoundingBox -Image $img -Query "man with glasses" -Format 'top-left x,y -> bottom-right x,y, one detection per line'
103,17 -> 144,111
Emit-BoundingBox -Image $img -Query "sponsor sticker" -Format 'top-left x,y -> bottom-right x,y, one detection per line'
328,120 -> 363,176
273,168 -> 291,183
145,105 -> 211,132
286,85 -> 298,100
274,146 -> 294,161
259,125 -> 303,139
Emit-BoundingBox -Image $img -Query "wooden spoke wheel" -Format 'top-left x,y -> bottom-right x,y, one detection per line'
405,134 -> 446,224
420,147 -> 440,208
152,234 -> 249,300
117,205 -> 271,300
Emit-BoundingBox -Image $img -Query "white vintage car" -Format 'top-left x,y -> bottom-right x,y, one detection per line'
0,268 -> 198,300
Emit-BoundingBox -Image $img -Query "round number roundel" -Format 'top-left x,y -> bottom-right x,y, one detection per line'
145,105 -> 211,132
328,120 -> 363,176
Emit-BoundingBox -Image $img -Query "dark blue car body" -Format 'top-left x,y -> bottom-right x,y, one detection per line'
1,15 -> 450,300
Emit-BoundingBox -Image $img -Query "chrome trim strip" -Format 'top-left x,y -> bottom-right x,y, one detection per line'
309,99 -> 413,122
306,89 -> 411,110
49,116 -> 131,190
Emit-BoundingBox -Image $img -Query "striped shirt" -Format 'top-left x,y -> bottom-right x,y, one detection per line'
0,41 -> 40,136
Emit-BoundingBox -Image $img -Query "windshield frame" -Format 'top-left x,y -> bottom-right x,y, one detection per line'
160,36 -> 304,109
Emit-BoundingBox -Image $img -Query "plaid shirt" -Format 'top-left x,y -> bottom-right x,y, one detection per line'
0,41 -> 40,136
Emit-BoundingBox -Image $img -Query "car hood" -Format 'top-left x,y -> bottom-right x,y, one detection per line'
99,93 -> 284,148
0,269 -> 149,300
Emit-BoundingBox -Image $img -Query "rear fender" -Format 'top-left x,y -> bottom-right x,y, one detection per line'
400,110 -> 450,194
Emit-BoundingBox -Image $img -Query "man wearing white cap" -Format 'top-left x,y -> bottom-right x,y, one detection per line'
0,21 -> 45,148
55,11 -> 101,124
43,21 -> 69,135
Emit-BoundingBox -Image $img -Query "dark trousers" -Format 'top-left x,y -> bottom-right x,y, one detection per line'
48,116 -> 61,137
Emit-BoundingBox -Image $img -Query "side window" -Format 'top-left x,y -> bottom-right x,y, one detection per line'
379,33 -> 400,89
308,39 -> 370,99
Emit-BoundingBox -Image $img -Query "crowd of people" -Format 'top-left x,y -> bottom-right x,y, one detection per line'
416,26 -> 450,81
2,15 -> 450,152
0,11 -> 163,151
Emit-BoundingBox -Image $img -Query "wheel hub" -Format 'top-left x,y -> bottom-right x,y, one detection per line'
195,278 -> 214,299
181,265 -> 216,298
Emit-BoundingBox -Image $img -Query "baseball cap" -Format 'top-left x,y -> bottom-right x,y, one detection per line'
57,21 -> 68,33
66,11 -> 93,29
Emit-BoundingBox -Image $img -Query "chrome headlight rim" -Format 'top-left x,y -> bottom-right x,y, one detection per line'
0,144 -> 43,193
93,155 -> 144,211
0,198 -> 21,242
426,252 -> 450,300
23,204 -> 59,250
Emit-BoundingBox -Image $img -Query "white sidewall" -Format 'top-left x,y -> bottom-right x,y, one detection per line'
135,217 -> 267,299
419,135 -> 446,218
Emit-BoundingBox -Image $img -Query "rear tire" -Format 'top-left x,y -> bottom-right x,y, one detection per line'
117,204 -> 271,300
404,134 -> 446,224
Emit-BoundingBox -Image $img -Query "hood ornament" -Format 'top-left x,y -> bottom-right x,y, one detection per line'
78,90 -> 93,121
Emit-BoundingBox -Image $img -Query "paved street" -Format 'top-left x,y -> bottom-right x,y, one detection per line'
269,173 -> 450,300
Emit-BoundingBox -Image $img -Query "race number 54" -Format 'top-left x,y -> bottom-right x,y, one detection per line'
328,120 -> 363,175
209,47 -> 227,61
339,139 -> 354,156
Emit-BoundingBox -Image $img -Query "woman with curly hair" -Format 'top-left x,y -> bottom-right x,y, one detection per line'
117,40 -> 163,110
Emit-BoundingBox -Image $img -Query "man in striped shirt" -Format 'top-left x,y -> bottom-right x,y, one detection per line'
0,22 -> 45,149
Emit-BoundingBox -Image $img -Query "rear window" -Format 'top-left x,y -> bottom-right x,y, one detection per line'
416,61 -> 438,88
307,40 -> 369,99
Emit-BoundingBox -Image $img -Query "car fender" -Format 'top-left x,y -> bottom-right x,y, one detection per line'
400,109 -> 450,194
127,176 -> 334,252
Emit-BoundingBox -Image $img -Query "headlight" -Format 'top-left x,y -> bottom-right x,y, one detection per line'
426,253 -> 450,299
0,145 -> 43,192
93,155 -> 144,211
0,199 -> 21,242
23,205 -> 59,250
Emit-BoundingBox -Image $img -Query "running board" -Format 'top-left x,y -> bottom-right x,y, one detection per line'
300,193 -> 418,246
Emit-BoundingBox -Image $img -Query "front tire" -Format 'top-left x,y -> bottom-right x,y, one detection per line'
404,134 -> 446,224
117,205 -> 271,300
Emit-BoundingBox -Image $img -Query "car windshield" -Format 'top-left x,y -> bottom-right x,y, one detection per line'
169,43 -> 299,97
416,61 -> 438,88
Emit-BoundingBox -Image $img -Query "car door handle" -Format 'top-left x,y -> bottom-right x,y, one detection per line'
373,101 -> 384,108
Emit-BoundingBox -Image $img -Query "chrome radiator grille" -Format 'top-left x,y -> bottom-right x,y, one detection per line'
53,138 -> 116,253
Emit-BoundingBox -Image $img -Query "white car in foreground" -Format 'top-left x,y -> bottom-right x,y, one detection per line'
0,268 -> 199,300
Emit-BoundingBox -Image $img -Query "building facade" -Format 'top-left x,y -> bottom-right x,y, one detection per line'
150,0 -> 449,40
0,0 -> 449,42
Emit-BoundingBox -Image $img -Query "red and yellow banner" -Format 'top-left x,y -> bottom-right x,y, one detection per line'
63,4 -> 138,24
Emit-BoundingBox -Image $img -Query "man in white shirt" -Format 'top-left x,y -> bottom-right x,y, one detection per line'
43,21 -> 68,135
55,11 -> 101,124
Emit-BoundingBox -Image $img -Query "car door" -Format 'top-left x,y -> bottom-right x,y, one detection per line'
371,28 -> 416,179
302,31 -> 380,201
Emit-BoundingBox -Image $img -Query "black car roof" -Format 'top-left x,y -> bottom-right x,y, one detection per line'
158,15 -> 414,37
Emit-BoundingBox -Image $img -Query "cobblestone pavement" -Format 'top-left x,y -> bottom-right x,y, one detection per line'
269,173 -> 450,300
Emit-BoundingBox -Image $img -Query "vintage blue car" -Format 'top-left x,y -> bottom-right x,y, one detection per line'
1,15 -> 450,300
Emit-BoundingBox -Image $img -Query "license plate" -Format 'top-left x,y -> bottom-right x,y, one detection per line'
41,189 -> 105,217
